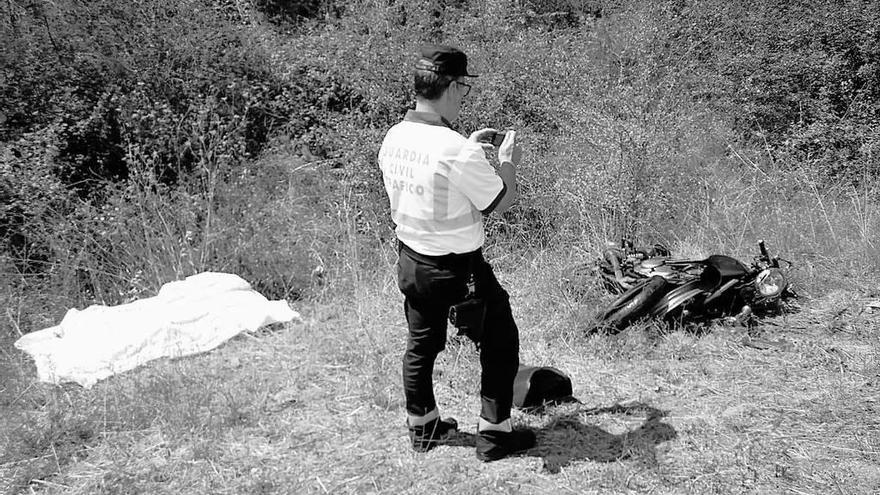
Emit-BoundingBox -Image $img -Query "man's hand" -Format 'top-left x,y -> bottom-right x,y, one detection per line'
498,130 -> 521,165
490,130 -> 519,214
469,128 -> 498,143
469,128 -> 498,156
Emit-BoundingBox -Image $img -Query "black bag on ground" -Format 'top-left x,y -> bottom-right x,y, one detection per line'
513,365 -> 574,410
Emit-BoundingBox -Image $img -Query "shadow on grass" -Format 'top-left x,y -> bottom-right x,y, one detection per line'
444,402 -> 677,473
533,402 -> 677,473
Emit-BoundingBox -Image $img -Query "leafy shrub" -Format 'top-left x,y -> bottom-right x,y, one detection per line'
3,0 -> 880,329
1,0 -> 368,308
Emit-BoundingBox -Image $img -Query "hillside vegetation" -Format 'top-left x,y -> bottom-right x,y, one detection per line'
1,1 -> 879,494
3,0 -> 879,312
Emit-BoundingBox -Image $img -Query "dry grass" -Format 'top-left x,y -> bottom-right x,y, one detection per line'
3,2 -> 879,492
2,244 -> 878,495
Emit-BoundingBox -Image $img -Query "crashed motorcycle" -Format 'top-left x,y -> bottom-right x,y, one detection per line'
590,240 -> 795,332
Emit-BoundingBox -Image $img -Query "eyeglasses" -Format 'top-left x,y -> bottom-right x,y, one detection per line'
455,80 -> 472,97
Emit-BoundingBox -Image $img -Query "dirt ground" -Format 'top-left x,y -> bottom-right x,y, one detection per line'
1,273 -> 878,494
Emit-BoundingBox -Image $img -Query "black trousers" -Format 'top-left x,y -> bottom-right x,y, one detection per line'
397,242 -> 520,424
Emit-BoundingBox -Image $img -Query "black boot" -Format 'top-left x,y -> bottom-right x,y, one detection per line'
408,417 -> 459,452
476,429 -> 536,462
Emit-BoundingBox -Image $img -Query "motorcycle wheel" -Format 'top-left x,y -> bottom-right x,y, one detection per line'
597,276 -> 670,333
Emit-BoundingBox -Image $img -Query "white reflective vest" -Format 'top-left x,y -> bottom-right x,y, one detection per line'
378,111 -> 504,256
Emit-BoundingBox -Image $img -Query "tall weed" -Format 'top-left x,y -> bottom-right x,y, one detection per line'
4,0 -> 880,340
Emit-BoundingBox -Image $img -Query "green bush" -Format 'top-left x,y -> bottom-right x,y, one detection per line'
3,0 -> 880,330
1,0 -> 366,309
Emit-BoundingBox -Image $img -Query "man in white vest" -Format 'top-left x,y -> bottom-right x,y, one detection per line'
378,44 -> 535,462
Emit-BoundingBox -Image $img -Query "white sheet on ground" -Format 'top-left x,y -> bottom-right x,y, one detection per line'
14,272 -> 300,388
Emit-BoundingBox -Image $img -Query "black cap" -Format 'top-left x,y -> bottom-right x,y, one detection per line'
415,44 -> 478,78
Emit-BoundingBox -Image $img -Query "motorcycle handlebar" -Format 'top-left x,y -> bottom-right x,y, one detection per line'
604,249 -> 634,290
757,239 -> 782,268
